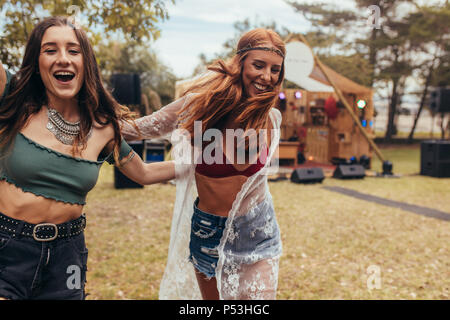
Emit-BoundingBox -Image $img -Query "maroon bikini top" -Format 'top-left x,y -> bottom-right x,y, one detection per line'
195,146 -> 268,178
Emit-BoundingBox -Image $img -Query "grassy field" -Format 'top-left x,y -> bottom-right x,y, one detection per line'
84,144 -> 449,300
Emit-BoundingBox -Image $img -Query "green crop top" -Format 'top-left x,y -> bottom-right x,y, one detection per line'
0,69 -> 133,205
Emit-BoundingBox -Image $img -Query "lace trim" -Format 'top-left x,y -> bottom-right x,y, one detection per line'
215,108 -> 281,299
19,132 -> 105,165
0,175 -> 86,205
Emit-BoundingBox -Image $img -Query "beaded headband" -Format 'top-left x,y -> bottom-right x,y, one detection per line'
236,45 -> 285,58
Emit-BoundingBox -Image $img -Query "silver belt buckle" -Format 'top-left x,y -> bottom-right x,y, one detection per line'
33,223 -> 58,242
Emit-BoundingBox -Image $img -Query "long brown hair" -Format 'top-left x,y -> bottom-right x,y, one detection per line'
178,28 -> 285,144
0,16 -> 133,161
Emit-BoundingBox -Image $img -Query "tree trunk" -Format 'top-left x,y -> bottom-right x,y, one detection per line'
408,54 -> 439,143
385,78 -> 399,142
407,80 -> 430,142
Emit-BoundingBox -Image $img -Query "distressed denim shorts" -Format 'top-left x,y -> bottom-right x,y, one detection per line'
0,212 -> 88,300
188,197 -> 282,278
189,198 -> 227,278
223,198 -> 282,265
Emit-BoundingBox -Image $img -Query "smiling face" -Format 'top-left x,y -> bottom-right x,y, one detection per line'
38,26 -> 84,104
241,45 -> 283,98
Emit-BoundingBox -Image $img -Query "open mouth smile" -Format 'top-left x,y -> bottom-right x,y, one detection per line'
253,82 -> 271,91
53,71 -> 75,83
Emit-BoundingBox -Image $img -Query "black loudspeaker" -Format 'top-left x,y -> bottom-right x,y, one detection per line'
114,141 -> 145,189
110,73 -> 141,105
333,164 -> 365,179
429,88 -> 450,113
290,167 -> 325,184
359,155 -> 371,169
420,140 -> 450,178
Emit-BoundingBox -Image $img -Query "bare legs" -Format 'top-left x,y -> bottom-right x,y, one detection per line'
194,268 -> 220,300
194,258 -> 279,300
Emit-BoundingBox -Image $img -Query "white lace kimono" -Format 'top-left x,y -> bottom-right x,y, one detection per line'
122,94 -> 283,300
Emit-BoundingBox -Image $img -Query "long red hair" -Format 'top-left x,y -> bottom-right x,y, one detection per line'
178,28 -> 285,145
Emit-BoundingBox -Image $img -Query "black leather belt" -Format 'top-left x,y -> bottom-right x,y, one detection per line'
0,212 -> 86,242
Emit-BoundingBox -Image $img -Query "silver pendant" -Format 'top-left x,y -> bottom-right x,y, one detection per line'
46,121 -> 76,145
46,106 -> 92,145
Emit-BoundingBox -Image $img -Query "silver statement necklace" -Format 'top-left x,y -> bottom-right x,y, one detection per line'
46,106 -> 91,145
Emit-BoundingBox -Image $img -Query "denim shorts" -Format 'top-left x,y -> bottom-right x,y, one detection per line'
188,197 -> 282,278
0,212 -> 88,300
189,198 -> 227,278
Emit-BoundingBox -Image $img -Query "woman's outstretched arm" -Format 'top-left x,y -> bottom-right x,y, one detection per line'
121,95 -> 188,141
117,150 -> 175,185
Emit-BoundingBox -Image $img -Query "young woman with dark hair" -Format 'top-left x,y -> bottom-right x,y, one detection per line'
0,16 -> 174,300
122,28 -> 285,300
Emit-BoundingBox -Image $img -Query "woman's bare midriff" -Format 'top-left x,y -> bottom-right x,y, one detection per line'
195,173 -> 247,217
195,122 -> 270,217
195,172 -> 266,218
0,180 -> 83,224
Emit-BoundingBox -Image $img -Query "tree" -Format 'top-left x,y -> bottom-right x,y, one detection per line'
287,1 -> 370,81
0,0 -> 174,69
407,4 -> 450,141
317,53 -> 373,88
377,15 -> 416,140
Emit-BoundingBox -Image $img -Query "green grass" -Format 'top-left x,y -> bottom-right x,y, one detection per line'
84,144 -> 450,300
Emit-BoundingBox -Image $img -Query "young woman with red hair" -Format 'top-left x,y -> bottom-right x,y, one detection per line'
122,28 -> 285,300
